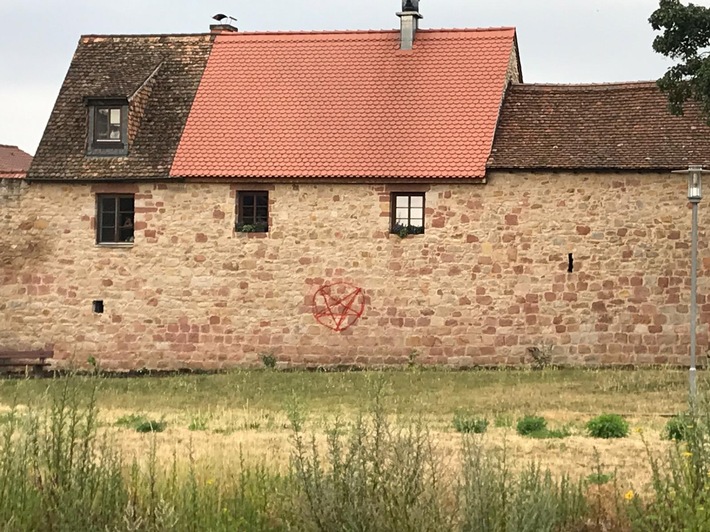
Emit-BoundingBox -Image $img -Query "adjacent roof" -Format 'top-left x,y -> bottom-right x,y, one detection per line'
29,34 -> 213,180
171,29 -> 518,180
0,145 -> 32,178
488,82 -> 710,171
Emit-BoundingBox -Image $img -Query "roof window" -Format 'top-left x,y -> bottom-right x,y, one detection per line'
86,98 -> 128,156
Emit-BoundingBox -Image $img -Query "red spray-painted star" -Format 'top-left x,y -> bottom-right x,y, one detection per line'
312,283 -> 365,332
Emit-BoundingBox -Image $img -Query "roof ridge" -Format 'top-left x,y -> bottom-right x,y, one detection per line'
80,33 -> 212,41
0,144 -> 19,149
221,27 -> 515,36
81,27 -> 516,41
512,81 -> 658,90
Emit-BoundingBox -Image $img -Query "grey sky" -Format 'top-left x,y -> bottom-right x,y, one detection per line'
0,0 -> 687,155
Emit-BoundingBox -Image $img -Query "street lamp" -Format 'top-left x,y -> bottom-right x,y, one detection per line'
673,164 -> 707,407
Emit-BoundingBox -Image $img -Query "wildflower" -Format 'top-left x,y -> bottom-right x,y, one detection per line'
634,427 -> 644,435
624,490 -> 635,501
683,451 -> 693,458
207,478 -> 215,486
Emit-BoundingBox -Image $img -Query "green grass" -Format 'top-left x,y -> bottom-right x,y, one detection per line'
188,413 -> 209,431
0,368 -> 694,418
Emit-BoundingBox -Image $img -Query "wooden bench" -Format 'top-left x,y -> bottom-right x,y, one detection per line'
0,349 -> 53,375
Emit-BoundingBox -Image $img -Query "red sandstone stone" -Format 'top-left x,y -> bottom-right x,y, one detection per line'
592,301 -> 607,312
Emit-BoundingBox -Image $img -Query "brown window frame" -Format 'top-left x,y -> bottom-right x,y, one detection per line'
390,192 -> 425,235
96,194 -> 135,244
236,191 -> 269,233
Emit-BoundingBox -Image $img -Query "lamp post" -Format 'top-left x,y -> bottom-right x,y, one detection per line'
673,165 -> 706,407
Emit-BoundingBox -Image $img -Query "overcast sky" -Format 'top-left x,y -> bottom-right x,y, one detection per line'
0,0 -> 692,155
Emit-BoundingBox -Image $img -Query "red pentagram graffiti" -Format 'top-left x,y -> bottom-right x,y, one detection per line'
312,283 -> 365,332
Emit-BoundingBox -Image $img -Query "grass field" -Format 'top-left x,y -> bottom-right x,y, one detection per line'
0,368 -> 704,530
0,368 -> 695,486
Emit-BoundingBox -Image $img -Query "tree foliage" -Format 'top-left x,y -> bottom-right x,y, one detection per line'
650,0 -> 710,120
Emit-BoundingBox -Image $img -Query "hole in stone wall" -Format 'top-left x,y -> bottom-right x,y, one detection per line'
92,300 -> 104,314
568,253 -> 574,273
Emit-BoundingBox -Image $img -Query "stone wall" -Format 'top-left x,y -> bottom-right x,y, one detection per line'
0,172 -> 707,370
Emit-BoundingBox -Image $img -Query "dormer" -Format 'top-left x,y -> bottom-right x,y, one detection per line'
84,61 -> 162,157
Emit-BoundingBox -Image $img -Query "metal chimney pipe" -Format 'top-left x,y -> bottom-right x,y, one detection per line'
397,0 -> 422,50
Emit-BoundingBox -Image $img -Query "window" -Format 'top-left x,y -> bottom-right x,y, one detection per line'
86,98 -> 128,154
237,191 -> 269,233
391,192 -> 425,236
97,195 -> 134,244
95,107 -> 123,143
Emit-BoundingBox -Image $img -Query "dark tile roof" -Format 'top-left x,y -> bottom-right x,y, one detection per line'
0,145 -> 32,178
488,82 -> 710,171
29,34 -> 213,180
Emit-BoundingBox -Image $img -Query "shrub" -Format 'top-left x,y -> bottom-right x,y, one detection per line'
115,412 -> 147,429
259,352 -> 277,369
517,415 -> 547,436
135,419 -> 167,433
527,344 -> 553,370
664,413 -> 691,442
453,411 -> 489,434
586,414 -> 629,439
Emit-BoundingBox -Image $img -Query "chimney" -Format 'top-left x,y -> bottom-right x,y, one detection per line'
397,0 -> 422,50
211,14 -> 238,34
210,23 -> 238,34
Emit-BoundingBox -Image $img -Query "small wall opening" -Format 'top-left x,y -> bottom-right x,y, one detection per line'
567,253 -> 574,273
92,300 -> 104,314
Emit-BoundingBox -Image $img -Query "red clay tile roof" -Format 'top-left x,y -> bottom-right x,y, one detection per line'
171,28 -> 517,180
0,145 -> 32,178
488,82 -> 710,171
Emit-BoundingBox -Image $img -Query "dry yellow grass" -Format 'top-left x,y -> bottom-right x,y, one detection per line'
0,368 -> 695,492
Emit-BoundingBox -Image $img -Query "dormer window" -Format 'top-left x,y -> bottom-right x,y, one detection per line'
95,107 -> 123,142
86,98 -> 128,155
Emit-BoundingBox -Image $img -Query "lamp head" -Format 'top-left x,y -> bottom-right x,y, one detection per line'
688,165 -> 703,202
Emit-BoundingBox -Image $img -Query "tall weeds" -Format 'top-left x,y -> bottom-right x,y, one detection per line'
0,380 -> 127,530
0,375 -> 636,531
628,395 -> 710,531
288,388 -> 456,531
0,378 -> 284,531
460,437 -> 588,532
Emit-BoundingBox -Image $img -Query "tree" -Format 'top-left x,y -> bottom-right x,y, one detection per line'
650,0 -> 710,119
